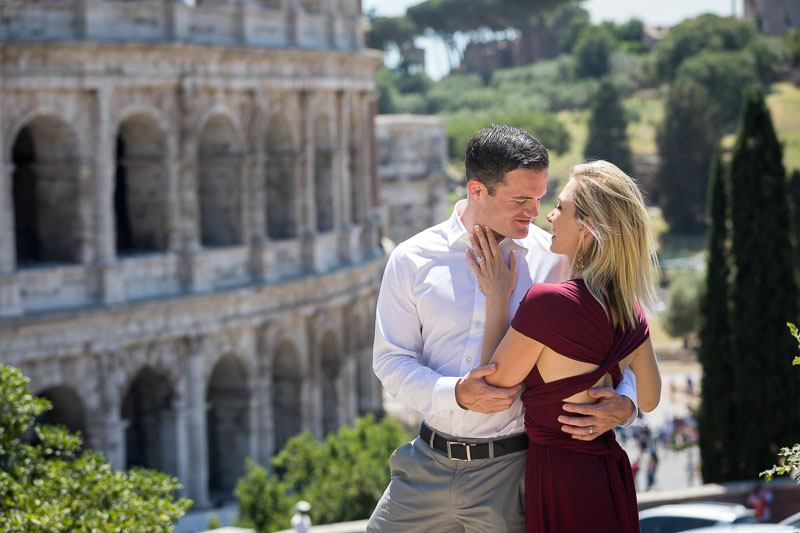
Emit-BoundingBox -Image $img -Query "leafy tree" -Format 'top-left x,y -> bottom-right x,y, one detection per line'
584,78 -> 632,173
675,49 -> 760,127
656,81 -> 718,233
729,87 -> 800,481
368,16 -> 417,53
574,25 -> 615,78
235,415 -> 410,532
697,147 -> 737,482
0,363 -> 191,532
782,29 -> 800,67
663,271 -> 704,349
652,14 -> 760,82
760,323 -> 800,483
447,112 -> 570,161
791,169 -> 800,266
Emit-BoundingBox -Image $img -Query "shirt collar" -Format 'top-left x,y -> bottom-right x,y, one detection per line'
445,199 -> 530,251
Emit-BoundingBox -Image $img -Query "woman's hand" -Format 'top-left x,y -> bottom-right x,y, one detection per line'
466,225 -> 518,303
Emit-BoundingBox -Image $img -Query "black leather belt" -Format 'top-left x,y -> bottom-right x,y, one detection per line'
419,422 -> 528,461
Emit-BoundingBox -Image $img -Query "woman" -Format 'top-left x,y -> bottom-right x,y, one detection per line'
468,160 -> 661,533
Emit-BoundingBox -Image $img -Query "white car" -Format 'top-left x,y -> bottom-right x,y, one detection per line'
779,510 -> 800,528
639,502 -> 757,533
689,526 -> 798,532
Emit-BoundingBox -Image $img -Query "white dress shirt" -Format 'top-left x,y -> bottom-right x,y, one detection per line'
373,200 -> 638,438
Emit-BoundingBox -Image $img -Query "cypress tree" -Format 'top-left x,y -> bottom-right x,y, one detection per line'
656,81 -> 717,233
790,169 -> 800,267
729,87 -> 800,480
697,146 -> 736,482
584,78 -> 633,174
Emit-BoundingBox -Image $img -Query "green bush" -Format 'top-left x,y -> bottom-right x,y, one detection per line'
663,271 -> 705,348
235,414 -> 410,532
446,112 -> 571,162
0,363 -> 191,532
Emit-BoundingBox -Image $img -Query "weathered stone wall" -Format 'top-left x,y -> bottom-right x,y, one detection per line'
0,2 -> 384,507
375,114 -> 448,244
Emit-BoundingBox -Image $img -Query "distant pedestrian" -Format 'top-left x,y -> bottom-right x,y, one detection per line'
291,500 -> 312,533
747,483 -> 773,523
646,448 -> 659,490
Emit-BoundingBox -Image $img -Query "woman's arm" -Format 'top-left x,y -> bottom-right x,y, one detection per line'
485,328 -> 546,388
620,337 -> 661,412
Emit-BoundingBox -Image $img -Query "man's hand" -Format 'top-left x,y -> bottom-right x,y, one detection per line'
455,364 -> 521,413
557,387 -> 635,441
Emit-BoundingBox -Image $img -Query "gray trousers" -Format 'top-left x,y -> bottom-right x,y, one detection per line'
367,431 -> 526,533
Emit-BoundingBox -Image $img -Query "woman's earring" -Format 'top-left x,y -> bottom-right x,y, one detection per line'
574,228 -> 585,271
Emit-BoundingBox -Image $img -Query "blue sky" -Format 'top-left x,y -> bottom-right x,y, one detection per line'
363,0 -> 744,78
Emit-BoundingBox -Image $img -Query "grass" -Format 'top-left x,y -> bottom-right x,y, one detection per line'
766,82 -> 800,174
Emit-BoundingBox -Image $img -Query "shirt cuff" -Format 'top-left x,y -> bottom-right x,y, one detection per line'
433,376 -> 463,412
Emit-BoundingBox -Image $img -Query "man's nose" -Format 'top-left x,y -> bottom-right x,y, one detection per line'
524,201 -> 539,218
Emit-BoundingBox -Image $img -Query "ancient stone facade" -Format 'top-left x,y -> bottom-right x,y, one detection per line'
0,0 -> 384,506
375,115 -> 448,245
745,0 -> 800,36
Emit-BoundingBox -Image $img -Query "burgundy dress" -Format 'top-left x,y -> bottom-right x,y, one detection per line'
510,279 -> 649,533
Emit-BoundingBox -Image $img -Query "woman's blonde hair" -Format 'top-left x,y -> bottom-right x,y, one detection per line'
568,160 -> 659,329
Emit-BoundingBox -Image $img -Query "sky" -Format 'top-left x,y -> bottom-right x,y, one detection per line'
362,0 -> 744,78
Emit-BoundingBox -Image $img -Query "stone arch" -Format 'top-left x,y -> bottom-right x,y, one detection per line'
206,354 -> 251,498
115,112 -> 169,254
319,329 -> 341,435
121,366 -> 176,472
299,0 -> 322,13
271,339 -> 303,453
11,115 -> 83,266
197,114 -> 245,247
314,112 -> 334,233
264,112 -> 297,240
349,107 -> 365,224
36,385 -> 89,447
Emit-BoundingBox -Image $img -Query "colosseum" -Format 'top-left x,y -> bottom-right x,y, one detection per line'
0,0 -> 384,506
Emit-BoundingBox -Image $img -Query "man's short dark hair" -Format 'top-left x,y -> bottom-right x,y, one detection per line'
465,125 -> 549,195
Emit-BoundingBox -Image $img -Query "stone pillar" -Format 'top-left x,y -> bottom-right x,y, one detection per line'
94,354 -> 127,470
161,406 -> 189,486
92,87 -> 126,305
298,90 -> 317,273
0,126 -> 22,316
183,344 -> 211,507
176,83 -> 210,293
342,355 -> 358,424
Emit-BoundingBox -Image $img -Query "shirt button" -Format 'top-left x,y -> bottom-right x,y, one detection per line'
466,357 -> 472,363
475,321 -> 482,328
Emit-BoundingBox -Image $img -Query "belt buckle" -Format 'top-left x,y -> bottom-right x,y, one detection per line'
446,441 -> 474,461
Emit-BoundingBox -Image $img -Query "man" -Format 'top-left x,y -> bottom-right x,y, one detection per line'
368,125 -> 638,532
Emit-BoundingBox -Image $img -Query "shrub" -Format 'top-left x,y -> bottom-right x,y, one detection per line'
235,414 -> 410,532
663,271 -> 704,348
0,363 -> 191,532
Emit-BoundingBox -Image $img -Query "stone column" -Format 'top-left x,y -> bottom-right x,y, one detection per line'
249,151 -> 268,283
0,121 -> 22,316
92,87 -> 126,305
93,354 -> 128,470
182,342 -> 211,507
298,90 -> 318,273
177,83 -> 210,293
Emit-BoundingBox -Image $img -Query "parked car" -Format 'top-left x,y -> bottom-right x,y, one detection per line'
640,502 -> 757,533
689,526 -> 798,532
779,510 -> 800,528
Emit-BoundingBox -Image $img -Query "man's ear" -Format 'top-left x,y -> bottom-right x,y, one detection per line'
467,179 -> 484,199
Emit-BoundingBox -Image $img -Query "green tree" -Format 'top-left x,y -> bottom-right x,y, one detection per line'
760,323 -> 800,483
235,415 -> 410,532
791,169 -> 800,266
729,87 -> 800,480
0,363 -> 191,532
663,271 -> 704,349
574,25 -> 615,78
446,112 -> 570,161
697,147 -> 737,482
675,49 -> 760,127
656,81 -> 718,233
583,79 -> 632,173
652,14 -> 760,82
